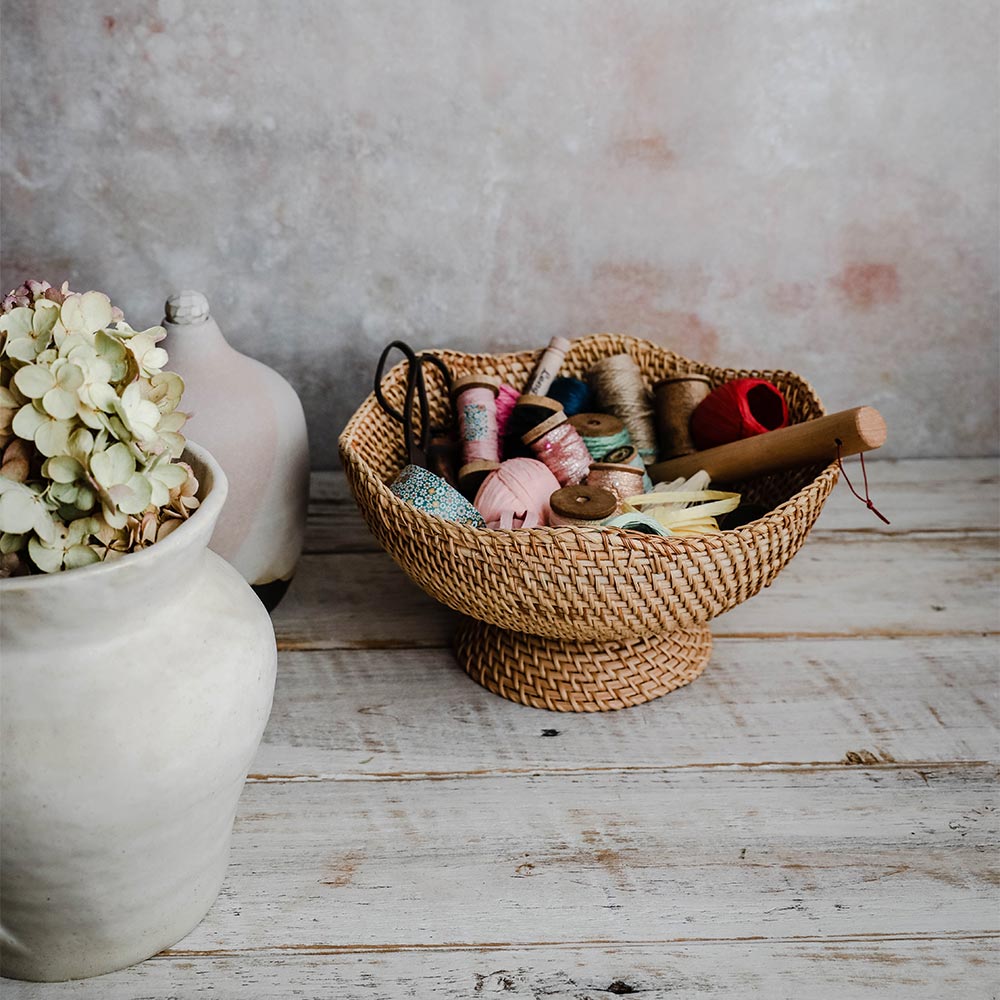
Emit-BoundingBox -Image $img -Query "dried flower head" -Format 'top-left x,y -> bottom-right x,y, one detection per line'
0,280 -> 199,574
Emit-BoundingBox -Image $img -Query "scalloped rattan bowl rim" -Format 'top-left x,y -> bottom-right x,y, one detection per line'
339,334 -> 840,557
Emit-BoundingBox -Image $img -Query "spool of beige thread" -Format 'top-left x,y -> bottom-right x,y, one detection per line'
589,354 -> 657,463
653,374 -> 713,460
549,484 -> 618,527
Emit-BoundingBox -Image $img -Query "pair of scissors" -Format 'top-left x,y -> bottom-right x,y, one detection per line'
373,341 -> 456,481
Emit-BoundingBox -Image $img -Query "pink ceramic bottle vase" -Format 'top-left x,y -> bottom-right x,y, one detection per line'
162,291 -> 309,610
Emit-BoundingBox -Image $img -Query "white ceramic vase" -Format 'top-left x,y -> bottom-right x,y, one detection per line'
162,291 -> 310,610
0,443 -> 277,982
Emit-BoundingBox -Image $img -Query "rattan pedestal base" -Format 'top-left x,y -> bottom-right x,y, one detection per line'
454,619 -> 712,712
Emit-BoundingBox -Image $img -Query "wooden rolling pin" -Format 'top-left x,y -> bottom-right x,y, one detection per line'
649,406 -> 887,483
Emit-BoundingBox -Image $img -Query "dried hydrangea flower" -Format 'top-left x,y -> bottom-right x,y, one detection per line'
0,279 -> 196,573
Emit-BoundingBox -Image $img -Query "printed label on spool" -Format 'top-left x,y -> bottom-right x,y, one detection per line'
524,336 -> 571,396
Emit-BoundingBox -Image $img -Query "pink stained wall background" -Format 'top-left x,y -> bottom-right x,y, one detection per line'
1,0 -> 997,467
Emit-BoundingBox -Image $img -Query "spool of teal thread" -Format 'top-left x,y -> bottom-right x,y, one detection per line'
603,512 -> 671,536
568,413 -> 631,461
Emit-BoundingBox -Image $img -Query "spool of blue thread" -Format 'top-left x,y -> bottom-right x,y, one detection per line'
547,377 -> 593,417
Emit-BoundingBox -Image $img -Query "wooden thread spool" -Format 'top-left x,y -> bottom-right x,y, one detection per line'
504,394 -> 564,458
586,462 -> 645,504
649,406 -> 887,484
458,459 -> 501,499
452,374 -> 501,466
524,336 -> 571,396
597,444 -> 652,491
569,412 -> 624,438
549,484 -> 618,527
523,413 -> 592,486
568,412 -> 630,461
653,374 -> 713,460
589,354 -> 657,463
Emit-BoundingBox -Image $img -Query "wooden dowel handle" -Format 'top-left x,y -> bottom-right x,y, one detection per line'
648,406 -> 887,484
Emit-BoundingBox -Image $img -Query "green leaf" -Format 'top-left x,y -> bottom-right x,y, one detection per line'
12,364 -> 55,399
41,387 -> 79,420
0,490 -> 36,533
0,531 -> 26,554
64,544 -> 100,570
44,455 -> 85,484
32,301 -> 59,339
34,418 -> 71,458
54,361 -> 84,392
4,338 -> 44,362
152,463 -> 188,488
80,292 -> 113,332
100,503 -> 128,530
28,536 -> 64,573
0,307 -> 33,339
11,402 -> 46,440
68,428 -> 95,459
90,442 -> 134,487
116,472 -> 153,514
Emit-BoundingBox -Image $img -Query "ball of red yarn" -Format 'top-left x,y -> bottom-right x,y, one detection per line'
689,378 -> 789,450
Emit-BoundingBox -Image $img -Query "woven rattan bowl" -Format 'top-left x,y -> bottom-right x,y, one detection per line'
340,334 -> 839,712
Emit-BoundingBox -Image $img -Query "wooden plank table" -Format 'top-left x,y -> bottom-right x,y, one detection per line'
6,458 -> 998,998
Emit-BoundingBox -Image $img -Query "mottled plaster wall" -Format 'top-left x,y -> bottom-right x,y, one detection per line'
2,0 -> 997,466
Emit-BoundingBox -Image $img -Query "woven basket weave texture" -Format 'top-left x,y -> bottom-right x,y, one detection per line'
340,334 -> 838,644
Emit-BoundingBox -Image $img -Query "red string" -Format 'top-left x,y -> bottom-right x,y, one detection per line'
835,439 -> 890,524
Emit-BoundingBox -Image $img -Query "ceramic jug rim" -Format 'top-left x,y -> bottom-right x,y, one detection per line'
0,440 -> 228,592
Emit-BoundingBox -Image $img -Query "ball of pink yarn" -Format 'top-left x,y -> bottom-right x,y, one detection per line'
474,457 -> 561,527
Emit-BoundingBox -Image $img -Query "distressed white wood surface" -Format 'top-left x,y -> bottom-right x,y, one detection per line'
5,458 -> 998,998
7,937 -> 996,999
248,637 -> 998,779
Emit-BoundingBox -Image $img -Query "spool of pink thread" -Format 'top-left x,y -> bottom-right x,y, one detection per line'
495,383 -> 521,446
522,413 -> 592,486
453,374 -> 501,466
474,457 -> 561,527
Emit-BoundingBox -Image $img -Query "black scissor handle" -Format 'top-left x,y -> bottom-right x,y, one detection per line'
373,341 -> 454,468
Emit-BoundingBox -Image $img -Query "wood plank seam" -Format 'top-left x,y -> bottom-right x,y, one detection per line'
161,930 -> 1000,958
244,761 -> 995,784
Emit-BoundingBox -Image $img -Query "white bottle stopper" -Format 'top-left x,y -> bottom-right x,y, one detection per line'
165,290 -> 210,325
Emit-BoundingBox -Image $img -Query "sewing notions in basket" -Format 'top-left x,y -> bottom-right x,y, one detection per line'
340,335 -> 884,712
